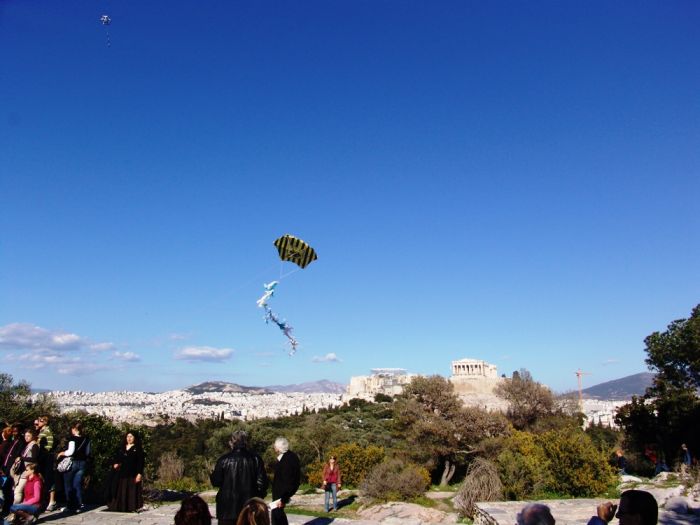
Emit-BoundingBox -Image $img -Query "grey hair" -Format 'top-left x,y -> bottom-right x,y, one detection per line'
274,437 -> 289,453
229,430 -> 248,449
516,503 -> 555,525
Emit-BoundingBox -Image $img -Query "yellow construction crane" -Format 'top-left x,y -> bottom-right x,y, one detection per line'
576,369 -> 592,410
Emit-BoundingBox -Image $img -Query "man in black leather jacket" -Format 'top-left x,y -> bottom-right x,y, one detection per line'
210,430 -> 268,525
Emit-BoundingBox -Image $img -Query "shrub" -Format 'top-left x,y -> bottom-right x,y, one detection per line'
360,458 -> 430,502
454,458 -> 503,518
307,442 -> 385,488
537,429 -> 617,497
496,431 -> 552,500
157,451 -> 185,484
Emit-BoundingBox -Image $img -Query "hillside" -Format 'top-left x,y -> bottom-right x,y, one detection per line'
266,379 -> 346,394
185,380 -> 345,395
185,381 -> 272,395
582,372 -> 654,400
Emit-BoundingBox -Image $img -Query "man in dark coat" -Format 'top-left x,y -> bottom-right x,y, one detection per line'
210,430 -> 268,525
271,436 -> 301,525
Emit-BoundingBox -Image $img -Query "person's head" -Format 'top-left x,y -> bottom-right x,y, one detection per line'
174,495 -> 211,525
36,416 -> 49,429
616,449 -> 624,457
25,428 -> 39,442
616,489 -> 658,525
236,497 -> 270,525
328,455 -> 337,466
516,503 -> 555,525
123,431 -> 140,447
273,437 -> 289,455
24,461 -> 41,479
11,424 -> 22,438
229,430 -> 248,450
682,443 -> 688,451
1,427 -> 12,441
70,421 -> 83,436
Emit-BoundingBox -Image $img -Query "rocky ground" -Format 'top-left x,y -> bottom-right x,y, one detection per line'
22,473 -> 700,524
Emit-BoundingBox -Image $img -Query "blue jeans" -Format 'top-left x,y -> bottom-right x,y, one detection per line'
324,483 -> 338,511
4,503 -> 39,524
63,459 -> 86,509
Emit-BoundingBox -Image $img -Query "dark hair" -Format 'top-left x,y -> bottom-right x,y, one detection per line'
122,431 -> 141,448
617,490 -> 658,525
174,495 -> 211,525
71,421 -> 83,433
230,430 -> 248,450
236,498 -> 270,525
24,428 -> 39,440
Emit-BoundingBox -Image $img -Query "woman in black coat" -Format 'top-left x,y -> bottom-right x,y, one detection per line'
107,431 -> 144,512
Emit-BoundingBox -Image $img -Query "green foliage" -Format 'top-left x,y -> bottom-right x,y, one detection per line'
615,305 -> 700,469
360,458 -> 430,502
537,429 -> 616,497
645,304 -> 700,391
495,369 -> 555,430
0,373 -> 57,426
306,442 -> 385,488
495,428 -> 615,500
496,431 -> 552,500
393,376 -> 509,483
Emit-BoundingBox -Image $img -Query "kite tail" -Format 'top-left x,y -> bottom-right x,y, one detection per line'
259,283 -> 299,354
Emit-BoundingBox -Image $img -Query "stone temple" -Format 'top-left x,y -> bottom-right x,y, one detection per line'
346,358 -> 508,411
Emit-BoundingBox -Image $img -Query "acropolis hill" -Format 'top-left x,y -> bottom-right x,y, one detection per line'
38,358 -> 629,427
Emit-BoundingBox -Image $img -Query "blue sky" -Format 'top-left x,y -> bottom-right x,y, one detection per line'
1,1 -> 698,393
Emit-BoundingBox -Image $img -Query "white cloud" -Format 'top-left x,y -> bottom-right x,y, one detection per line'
175,346 -> 233,362
113,351 -> 141,362
312,353 -> 341,363
56,363 -> 116,376
90,342 -> 116,352
0,323 -> 120,377
601,359 -> 620,366
0,323 -> 86,352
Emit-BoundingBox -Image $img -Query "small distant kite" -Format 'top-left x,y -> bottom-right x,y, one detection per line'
256,235 -> 317,355
99,15 -> 112,47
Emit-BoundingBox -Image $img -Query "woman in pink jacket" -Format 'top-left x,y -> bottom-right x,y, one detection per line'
5,462 -> 43,524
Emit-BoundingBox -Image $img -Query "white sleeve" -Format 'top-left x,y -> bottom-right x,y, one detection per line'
65,440 -> 76,457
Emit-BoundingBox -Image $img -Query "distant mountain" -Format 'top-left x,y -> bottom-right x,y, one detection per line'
266,380 -> 346,394
582,372 -> 655,400
186,381 -> 272,395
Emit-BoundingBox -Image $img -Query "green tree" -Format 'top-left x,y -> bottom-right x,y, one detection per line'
495,369 -> 555,430
393,375 -> 508,485
616,305 -> 700,468
0,373 -> 56,425
645,304 -> 700,391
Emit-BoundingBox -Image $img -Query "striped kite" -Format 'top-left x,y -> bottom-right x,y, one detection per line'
257,235 -> 317,355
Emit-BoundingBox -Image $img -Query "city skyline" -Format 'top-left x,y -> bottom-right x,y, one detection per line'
2,1 -> 698,393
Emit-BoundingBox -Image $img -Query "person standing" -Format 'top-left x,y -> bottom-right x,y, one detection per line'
321,455 -> 342,512
270,437 -> 300,525
0,425 -> 22,515
210,430 -> 268,525
680,444 -> 692,476
107,431 -> 144,512
12,428 -> 40,504
56,421 -> 90,513
35,416 -> 57,511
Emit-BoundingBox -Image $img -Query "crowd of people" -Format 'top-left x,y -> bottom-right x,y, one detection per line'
0,419 -> 688,525
0,417 -> 144,524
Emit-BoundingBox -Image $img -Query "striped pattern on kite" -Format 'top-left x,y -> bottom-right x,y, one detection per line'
273,234 -> 318,269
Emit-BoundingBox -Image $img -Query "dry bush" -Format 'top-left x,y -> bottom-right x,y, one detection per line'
454,458 -> 503,518
360,458 -> 430,502
156,451 -> 185,484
